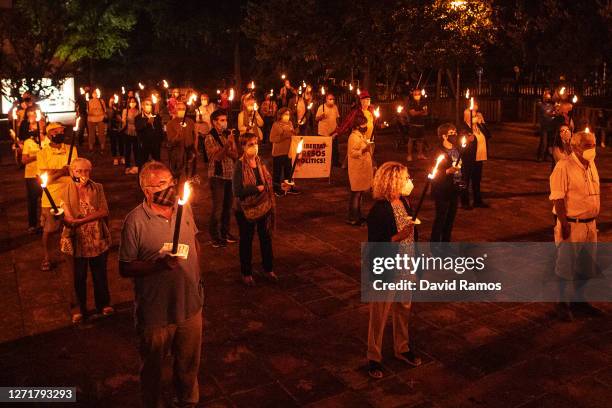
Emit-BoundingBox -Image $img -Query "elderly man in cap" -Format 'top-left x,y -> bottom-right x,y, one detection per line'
119,161 -> 203,408
549,130 -> 602,321
37,122 -> 78,271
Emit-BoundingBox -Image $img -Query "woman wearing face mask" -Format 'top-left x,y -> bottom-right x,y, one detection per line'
365,161 -> 422,379
60,158 -> 113,324
430,123 -> 462,242
238,96 -> 264,141
21,108 -> 46,234
552,125 -> 573,166
196,93 -> 215,162
122,97 -> 140,174
233,133 -> 285,286
270,107 -> 299,196
347,111 -> 373,225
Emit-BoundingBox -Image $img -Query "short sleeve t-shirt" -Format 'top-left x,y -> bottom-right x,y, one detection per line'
22,138 -> 42,178
119,202 -> 203,329
36,144 -> 77,208
317,104 -> 340,136
407,99 -> 426,126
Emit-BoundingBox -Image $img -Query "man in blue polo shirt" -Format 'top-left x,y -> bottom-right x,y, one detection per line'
119,160 -> 203,408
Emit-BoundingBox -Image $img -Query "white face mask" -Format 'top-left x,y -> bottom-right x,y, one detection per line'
582,148 -> 596,162
401,179 -> 414,196
201,100 -> 208,106
129,103 -> 137,108
246,145 -> 258,156
281,114 -> 290,123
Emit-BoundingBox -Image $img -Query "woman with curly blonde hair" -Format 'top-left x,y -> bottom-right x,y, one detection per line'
366,161 -> 422,378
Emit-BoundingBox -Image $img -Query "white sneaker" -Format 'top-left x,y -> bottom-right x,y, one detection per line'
113,158 -> 119,166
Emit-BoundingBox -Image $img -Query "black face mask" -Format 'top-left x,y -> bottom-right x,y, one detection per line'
358,126 -> 368,133
151,185 -> 177,207
447,134 -> 458,146
51,134 -> 65,144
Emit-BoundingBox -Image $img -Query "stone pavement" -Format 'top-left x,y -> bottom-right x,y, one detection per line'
0,123 -> 610,407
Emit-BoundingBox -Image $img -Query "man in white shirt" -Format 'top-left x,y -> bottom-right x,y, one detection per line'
315,93 -> 341,167
549,130 -> 601,321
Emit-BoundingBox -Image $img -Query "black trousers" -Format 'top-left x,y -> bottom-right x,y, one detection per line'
77,114 -> 88,145
263,117 -> 274,144
235,210 -> 273,276
25,178 -> 41,228
272,155 -> 292,191
209,178 -> 233,241
124,136 -> 139,167
431,195 -> 458,242
461,160 -> 484,206
332,136 -> 340,167
109,129 -> 125,157
348,190 -> 364,222
73,251 -> 110,315
537,129 -> 553,160
138,140 -> 162,168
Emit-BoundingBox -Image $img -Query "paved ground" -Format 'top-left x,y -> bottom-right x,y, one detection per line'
0,123 -> 611,407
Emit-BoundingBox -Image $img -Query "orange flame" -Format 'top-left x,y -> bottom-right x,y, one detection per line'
178,182 -> 191,206
296,138 -> 304,154
428,155 -> 445,179
40,172 -> 49,188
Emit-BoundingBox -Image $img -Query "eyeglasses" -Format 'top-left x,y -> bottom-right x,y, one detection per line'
145,179 -> 176,190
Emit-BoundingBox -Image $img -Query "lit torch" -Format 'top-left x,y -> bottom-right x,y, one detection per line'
162,79 -> 169,89
39,172 -> 61,215
152,94 -> 158,105
572,95 -> 578,104
95,88 -> 101,98
172,182 -> 191,255
286,138 -> 305,184
281,74 -> 286,80
250,102 -> 258,127
228,88 -> 235,101
412,154 -> 445,221
113,94 -> 119,105
138,82 -> 145,90
249,81 -> 255,90
397,105 -> 404,114
121,86 -> 126,95
80,87 -> 85,95
469,97 -> 475,132
454,136 -> 468,167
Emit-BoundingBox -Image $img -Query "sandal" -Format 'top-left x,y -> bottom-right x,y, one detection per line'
242,276 -> 255,287
102,306 -> 115,316
40,260 -> 51,271
396,351 -> 422,367
72,313 -> 83,324
368,360 -> 384,379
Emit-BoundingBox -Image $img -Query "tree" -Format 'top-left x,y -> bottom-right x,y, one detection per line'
0,0 -> 136,100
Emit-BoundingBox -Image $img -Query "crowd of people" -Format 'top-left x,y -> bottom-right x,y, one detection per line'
5,81 -> 605,406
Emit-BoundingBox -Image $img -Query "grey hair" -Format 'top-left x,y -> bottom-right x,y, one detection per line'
570,131 -> 595,148
139,161 -> 171,190
69,157 -> 92,171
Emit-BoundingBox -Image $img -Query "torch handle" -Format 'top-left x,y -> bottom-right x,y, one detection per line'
412,179 -> 431,221
42,187 -> 59,214
67,137 -> 76,165
172,205 -> 184,254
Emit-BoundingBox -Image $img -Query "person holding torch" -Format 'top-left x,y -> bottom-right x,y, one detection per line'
462,100 -> 489,209
37,123 -> 77,271
365,161 -> 422,379
347,111 -> 373,226
119,161 -> 203,408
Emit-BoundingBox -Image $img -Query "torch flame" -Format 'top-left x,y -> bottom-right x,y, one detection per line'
178,182 -> 191,206
249,81 -> 255,90
12,107 -> 18,120
113,94 -> 119,104
461,136 -> 467,148
270,89 -> 274,96
73,117 -> 81,131
296,138 -> 304,154
138,82 -> 145,90
40,172 -> 49,188
321,86 -> 325,95
95,88 -> 101,98
302,80 -> 306,88
421,88 -> 427,97
396,105 -> 404,113
85,92 -> 90,102
584,127 -> 590,133
121,86 -> 126,95
560,87 -> 566,95
253,103 -> 258,111
35,109 -> 42,122
374,106 -> 380,118
428,155 -> 445,179
152,94 -> 158,104
162,79 -> 169,89
307,102 -> 313,110
216,89 -> 221,94
79,87 -> 85,95
357,88 -> 361,96
465,89 -> 470,99
469,97 -> 474,111
572,95 -> 578,103
281,74 -> 286,80
349,83 -> 353,91
228,88 -> 235,101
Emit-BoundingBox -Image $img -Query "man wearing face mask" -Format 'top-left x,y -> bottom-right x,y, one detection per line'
167,88 -> 181,118
270,107 -> 299,196
205,110 -> 239,247
430,124 -> 462,243
549,130 -> 601,321
37,123 -> 78,271
119,161 -> 204,408
166,102 -> 198,181
135,98 -> 164,171
406,89 -> 428,161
